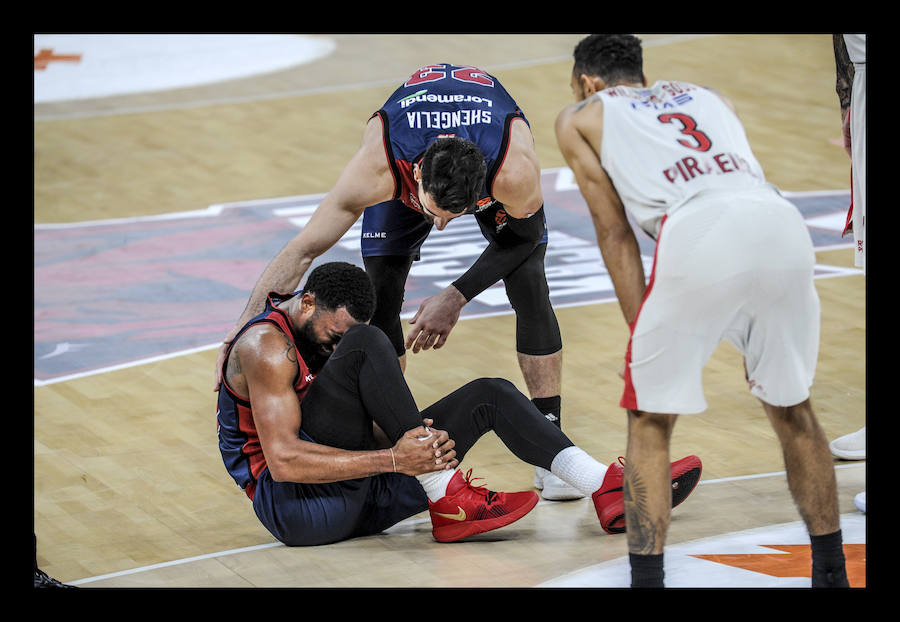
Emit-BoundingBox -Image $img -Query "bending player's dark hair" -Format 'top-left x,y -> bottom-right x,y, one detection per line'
302,261 -> 376,323
419,137 -> 487,214
572,34 -> 644,85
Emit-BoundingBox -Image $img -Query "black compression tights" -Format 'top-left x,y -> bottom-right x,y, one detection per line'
300,324 -> 573,468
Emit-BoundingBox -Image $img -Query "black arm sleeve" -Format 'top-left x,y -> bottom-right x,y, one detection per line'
451,206 -> 547,301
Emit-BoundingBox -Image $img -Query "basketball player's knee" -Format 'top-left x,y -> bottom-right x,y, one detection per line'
468,377 -> 517,396
340,323 -> 393,354
504,250 -> 549,310
464,378 -> 524,411
762,401 -> 828,450
504,254 -> 560,355
628,410 -> 677,439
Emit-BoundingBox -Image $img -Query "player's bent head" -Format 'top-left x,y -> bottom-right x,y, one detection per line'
302,262 -> 376,323
420,137 -> 486,214
573,34 -> 644,84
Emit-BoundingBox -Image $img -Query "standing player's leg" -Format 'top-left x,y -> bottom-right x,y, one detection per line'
361,200 -> 432,373
761,399 -> 848,586
501,242 -> 573,500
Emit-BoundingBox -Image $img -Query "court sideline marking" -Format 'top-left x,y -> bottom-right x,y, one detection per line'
65,462 -> 864,586
33,35 -> 716,121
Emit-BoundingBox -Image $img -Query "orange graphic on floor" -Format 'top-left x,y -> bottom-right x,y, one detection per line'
35,49 -> 82,71
692,544 -> 865,587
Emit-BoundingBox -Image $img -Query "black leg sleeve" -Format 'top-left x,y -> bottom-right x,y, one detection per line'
363,255 -> 415,357
299,324 -> 424,450
422,377 -> 574,468
502,244 -> 562,356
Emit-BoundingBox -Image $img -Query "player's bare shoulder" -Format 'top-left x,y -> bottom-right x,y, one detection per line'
229,323 -> 299,393
330,114 -> 395,208
492,117 -> 543,216
357,114 -> 393,173
556,94 -> 605,160
557,95 -> 603,135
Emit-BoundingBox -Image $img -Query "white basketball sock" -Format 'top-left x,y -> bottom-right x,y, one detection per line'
550,446 -> 608,496
416,469 -> 457,502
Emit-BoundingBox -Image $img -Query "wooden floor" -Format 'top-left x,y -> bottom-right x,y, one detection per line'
33,34 -> 866,588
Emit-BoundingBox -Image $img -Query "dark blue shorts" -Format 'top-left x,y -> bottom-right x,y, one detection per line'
360,199 -> 548,259
252,465 -> 429,547
361,200 -> 432,259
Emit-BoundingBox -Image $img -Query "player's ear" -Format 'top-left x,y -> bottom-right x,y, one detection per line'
300,292 -> 317,314
580,74 -> 606,97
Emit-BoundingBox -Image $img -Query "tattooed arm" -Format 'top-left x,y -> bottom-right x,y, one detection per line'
228,323 -> 449,483
833,35 -> 854,157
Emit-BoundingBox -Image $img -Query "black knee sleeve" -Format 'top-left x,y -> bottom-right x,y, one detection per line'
503,244 -> 562,356
363,255 -> 415,357
300,324 -> 421,450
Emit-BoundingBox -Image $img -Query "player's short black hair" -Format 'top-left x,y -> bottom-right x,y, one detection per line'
572,35 -> 644,85
302,262 -> 376,323
419,137 -> 487,214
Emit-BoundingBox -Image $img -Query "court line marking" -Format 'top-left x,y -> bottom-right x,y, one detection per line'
34,263 -> 859,388
34,35 -> 717,121
32,182 -> 857,387
66,462 -> 864,586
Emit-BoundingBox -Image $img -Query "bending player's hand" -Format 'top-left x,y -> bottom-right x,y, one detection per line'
405,286 -> 467,353
391,419 -> 458,475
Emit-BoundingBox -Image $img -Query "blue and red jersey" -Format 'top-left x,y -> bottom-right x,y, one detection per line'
216,292 -> 315,500
373,63 -> 529,214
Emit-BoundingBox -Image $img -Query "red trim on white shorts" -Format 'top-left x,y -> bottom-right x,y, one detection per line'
842,166 -> 854,237
620,215 -> 667,411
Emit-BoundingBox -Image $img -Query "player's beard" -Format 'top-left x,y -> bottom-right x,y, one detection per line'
294,318 -> 332,374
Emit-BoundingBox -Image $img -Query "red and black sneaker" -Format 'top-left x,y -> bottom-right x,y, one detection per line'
592,455 -> 703,534
429,468 -> 539,543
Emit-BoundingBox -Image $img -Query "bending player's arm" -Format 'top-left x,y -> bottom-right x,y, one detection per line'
238,326 -> 456,483
452,118 -> 547,298
216,117 -> 395,388
555,102 -> 645,326
405,120 -> 545,353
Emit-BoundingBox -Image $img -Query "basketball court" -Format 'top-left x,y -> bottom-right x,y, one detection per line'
34,34 -> 866,588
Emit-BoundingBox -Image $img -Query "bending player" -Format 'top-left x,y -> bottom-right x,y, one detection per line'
217,261 -> 702,545
555,34 -> 849,587
216,63 -> 575,501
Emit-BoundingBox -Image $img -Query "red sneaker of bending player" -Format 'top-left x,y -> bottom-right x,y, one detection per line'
592,455 -> 702,534
429,468 -> 539,543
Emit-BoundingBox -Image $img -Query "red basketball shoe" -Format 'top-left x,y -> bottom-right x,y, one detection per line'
592,455 -> 702,534
429,468 -> 539,543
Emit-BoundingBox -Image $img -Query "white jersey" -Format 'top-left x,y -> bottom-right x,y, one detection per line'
598,80 -> 768,239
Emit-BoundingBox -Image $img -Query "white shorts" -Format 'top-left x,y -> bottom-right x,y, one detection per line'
621,187 -> 820,414
850,63 -> 866,273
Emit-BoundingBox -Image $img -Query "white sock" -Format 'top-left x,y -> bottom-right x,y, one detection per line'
550,446 -> 608,496
416,469 -> 457,502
